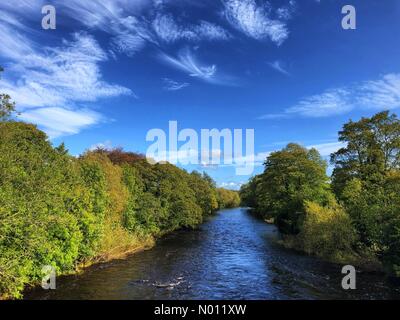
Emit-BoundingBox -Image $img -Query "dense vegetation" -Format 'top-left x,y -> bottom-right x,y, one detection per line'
0,68 -> 239,299
240,111 -> 400,277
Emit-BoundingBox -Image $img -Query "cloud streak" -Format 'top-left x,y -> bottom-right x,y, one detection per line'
163,78 -> 190,91
259,73 -> 400,119
159,48 -> 236,85
268,60 -> 290,76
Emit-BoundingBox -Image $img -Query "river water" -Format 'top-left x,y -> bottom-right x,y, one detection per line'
25,208 -> 400,300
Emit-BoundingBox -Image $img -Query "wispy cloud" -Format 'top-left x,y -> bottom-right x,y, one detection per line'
159,48 -> 236,85
111,33 -> 147,57
307,141 -> 346,157
54,1 -> 231,56
358,74 -> 400,110
54,1 -> 155,56
162,78 -> 190,91
268,60 -> 290,76
20,107 -> 102,139
259,73 -> 400,119
0,32 -> 131,108
222,0 -> 292,45
153,14 -> 231,43
0,10 -> 131,138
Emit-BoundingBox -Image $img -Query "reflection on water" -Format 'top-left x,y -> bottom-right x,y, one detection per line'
25,208 -> 400,300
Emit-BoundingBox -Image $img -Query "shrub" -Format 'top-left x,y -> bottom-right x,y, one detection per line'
298,201 -> 358,261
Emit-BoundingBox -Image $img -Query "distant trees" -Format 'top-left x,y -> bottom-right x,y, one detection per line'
240,111 -> 400,275
216,188 -> 241,209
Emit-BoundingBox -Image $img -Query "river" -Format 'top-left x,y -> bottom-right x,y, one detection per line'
25,208 -> 400,300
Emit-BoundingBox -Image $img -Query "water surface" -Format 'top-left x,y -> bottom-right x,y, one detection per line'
26,208 -> 400,300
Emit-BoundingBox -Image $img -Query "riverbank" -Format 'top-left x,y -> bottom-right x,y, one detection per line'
278,235 -> 383,273
0,236 -> 153,300
244,208 -> 383,273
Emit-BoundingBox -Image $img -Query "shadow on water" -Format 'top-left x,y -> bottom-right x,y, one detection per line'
25,208 -> 400,300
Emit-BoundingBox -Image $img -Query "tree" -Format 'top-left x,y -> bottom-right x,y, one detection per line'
0,67 -> 16,121
331,111 -> 400,196
331,111 -> 400,275
257,143 -> 332,234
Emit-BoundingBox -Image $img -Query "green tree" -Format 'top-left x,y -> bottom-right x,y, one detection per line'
257,143 -> 332,234
331,111 -> 400,275
0,67 -> 16,121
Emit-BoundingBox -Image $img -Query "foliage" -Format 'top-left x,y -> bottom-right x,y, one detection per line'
241,143 -> 332,234
296,201 -> 358,261
0,67 -> 16,121
216,188 -> 241,209
331,111 -> 400,275
0,122 -> 101,298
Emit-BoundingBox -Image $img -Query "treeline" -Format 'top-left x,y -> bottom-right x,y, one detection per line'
240,111 -> 400,277
0,82 -> 239,298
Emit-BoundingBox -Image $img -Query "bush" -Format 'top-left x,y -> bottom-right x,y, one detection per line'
297,201 -> 358,261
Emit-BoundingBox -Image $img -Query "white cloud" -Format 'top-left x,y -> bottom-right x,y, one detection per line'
57,0 -> 150,32
268,60 -> 290,76
153,14 -> 197,42
358,74 -> 400,110
286,88 -> 353,118
89,140 -> 113,151
218,181 -> 244,190
196,21 -> 231,41
159,48 -> 238,86
53,1 -> 155,57
153,14 -> 230,43
20,107 -> 102,139
223,0 -> 290,45
307,142 -> 346,157
0,11 -> 131,138
276,0 -> 297,21
111,33 -> 147,57
259,73 -> 400,119
0,32 -> 131,108
163,78 -> 190,91
159,49 -> 217,82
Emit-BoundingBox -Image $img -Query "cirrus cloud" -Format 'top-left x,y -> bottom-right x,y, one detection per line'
259,73 -> 400,119
222,0 -> 292,45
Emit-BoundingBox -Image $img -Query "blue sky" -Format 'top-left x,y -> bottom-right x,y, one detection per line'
1,0 -> 400,189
